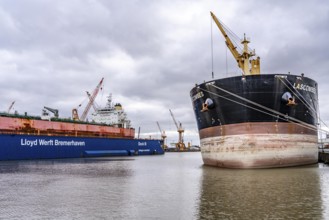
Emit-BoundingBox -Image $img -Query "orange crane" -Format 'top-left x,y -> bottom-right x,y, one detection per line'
210,11 -> 260,75
169,109 -> 185,151
72,108 -> 79,121
79,78 -> 104,121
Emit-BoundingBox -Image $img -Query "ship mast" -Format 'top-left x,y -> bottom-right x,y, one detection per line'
210,11 -> 260,75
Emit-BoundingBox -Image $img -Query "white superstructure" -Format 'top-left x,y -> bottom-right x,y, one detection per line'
92,94 -> 131,128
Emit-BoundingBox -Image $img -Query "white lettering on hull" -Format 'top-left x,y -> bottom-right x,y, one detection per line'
191,91 -> 204,101
21,139 -> 38,147
138,142 -> 147,146
293,83 -> 316,94
20,138 -> 85,147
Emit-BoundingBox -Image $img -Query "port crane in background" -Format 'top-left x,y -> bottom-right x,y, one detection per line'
41,106 -> 59,120
86,91 -> 100,112
156,121 -> 167,150
169,109 -> 186,151
80,77 -> 104,121
72,108 -> 79,121
43,106 -> 59,118
7,101 -> 15,113
74,78 -> 104,121
210,11 -> 260,75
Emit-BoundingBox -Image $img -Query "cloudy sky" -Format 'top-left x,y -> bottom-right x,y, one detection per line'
1,0 -> 329,145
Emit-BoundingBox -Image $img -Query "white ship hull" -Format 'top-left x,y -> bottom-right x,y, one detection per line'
201,133 -> 318,168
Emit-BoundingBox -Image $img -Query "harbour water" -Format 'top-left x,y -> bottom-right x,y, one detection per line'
0,152 -> 329,219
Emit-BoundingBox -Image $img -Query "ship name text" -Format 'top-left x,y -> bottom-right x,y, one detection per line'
293,83 -> 316,94
21,138 -> 86,147
191,91 -> 204,101
138,141 -> 147,146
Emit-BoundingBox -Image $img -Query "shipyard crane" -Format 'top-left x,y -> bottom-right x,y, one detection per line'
156,121 -> 167,150
7,101 -> 15,113
169,109 -> 185,151
210,11 -> 260,75
72,108 -> 79,121
86,91 -> 99,112
80,78 -> 104,121
43,106 -> 59,118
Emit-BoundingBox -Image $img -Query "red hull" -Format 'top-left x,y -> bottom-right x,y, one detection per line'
0,116 -> 135,138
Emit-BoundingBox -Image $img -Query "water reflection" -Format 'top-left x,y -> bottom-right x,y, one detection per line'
197,165 -> 325,219
319,163 -> 329,219
0,158 -> 135,219
0,154 -> 328,219
0,158 -> 134,176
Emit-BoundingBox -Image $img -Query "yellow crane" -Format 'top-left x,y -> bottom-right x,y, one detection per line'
210,11 -> 260,75
169,109 -> 185,151
156,121 -> 167,150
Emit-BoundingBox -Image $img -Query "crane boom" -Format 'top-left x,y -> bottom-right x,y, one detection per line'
44,106 -> 59,118
156,121 -> 167,150
80,78 -> 104,121
156,121 -> 167,138
210,11 -> 260,75
156,121 -> 162,133
86,91 -> 99,112
169,109 -> 179,130
210,12 -> 241,63
7,101 -> 15,113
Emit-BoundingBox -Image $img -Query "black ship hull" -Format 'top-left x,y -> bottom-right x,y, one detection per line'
190,74 -> 318,168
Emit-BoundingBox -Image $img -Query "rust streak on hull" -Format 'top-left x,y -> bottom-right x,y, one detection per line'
200,122 -> 318,168
199,122 -> 317,139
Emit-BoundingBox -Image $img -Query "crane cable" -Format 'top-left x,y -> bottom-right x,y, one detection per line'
198,84 -> 326,134
210,83 -> 317,130
199,87 -> 315,134
210,16 -> 214,79
217,17 -> 256,55
218,18 -> 243,52
280,76 -> 329,130
277,76 -> 317,116
277,76 -> 329,136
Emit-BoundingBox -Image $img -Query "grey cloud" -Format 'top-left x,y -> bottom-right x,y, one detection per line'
1,0 -> 329,144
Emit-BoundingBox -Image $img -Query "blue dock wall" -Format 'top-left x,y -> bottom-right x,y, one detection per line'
0,134 -> 164,160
